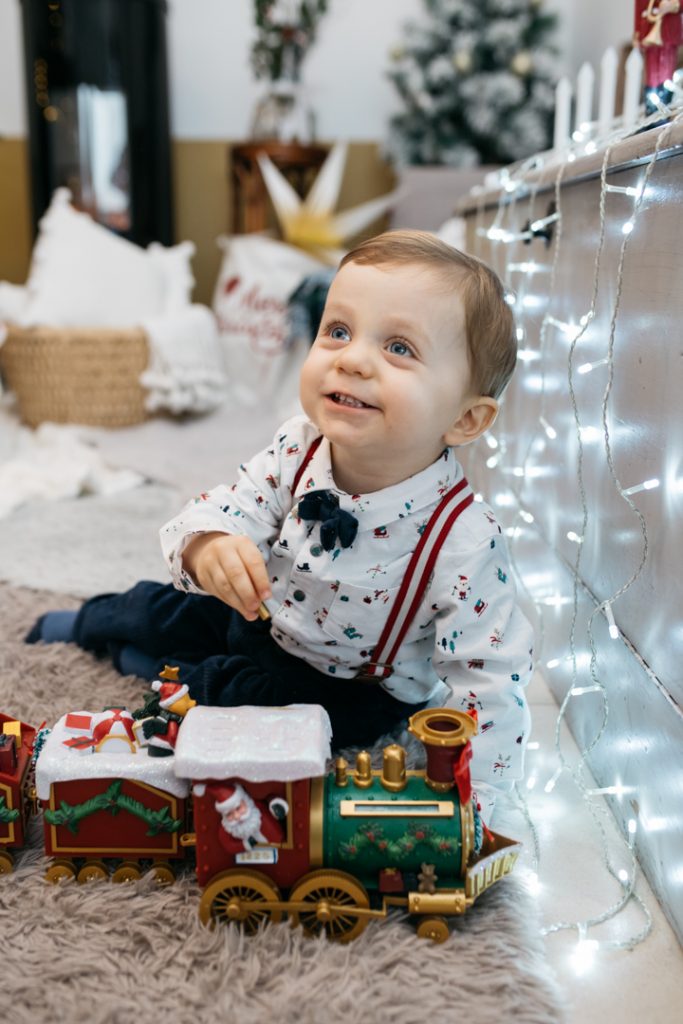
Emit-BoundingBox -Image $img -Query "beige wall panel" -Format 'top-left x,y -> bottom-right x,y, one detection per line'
172,140 -> 231,306
0,137 -> 32,284
1,139 -> 394,305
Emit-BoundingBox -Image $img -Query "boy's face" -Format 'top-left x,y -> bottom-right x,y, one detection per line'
299,260 -> 496,491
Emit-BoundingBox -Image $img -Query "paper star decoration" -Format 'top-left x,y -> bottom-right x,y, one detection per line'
256,142 -> 401,264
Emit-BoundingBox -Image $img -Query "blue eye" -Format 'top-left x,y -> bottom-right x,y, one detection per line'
329,324 -> 351,341
388,339 -> 413,357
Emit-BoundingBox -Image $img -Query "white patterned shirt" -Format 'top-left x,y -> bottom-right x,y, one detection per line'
160,414 -> 533,794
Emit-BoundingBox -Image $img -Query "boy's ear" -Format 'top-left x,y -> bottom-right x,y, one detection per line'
443,396 -> 499,447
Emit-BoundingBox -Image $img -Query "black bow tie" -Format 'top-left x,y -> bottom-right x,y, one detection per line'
297,490 -> 358,551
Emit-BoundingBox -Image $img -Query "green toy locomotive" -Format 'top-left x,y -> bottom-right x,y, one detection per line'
31,689 -> 521,944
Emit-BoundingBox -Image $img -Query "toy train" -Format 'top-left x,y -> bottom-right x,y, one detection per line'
0,677 -> 521,944
0,712 -> 37,874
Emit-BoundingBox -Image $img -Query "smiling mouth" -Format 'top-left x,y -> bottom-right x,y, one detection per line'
327,392 -> 375,410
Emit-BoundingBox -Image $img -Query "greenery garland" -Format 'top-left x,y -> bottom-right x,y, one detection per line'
251,0 -> 329,82
339,822 -> 458,863
44,779 -> 182,837
0,795 -> 19,824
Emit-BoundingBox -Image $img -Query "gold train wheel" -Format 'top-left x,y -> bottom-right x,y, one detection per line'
288,869 -> 370,943
112,861 -> 142,884
150,861 -> 176,886
77,859 -> 108,884
199,869 -> 283,933
46,859 -> 76,884
0,850 -> 14,874
416,915 -> 450,943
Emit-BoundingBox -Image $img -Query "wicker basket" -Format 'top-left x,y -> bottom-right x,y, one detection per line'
0,324 -> 149,428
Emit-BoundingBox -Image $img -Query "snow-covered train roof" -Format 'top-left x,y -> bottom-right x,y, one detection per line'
173,704 -> 332,783
35,710 -> 190,801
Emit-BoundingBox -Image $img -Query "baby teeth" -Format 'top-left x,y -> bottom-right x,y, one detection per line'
334,393 -> 367,408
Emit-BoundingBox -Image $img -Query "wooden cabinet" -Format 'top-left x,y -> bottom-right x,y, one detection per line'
230,141 -> 328,234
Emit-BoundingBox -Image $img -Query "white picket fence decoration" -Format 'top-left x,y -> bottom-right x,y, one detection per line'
553,46 -> 645,151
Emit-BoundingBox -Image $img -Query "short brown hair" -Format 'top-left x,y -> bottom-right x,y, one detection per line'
340,230 -> 516,399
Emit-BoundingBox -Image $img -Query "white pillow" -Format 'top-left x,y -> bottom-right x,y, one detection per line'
212,233 -> 325,411
18,189 -> 195,327
0,282 -> 30,323
147,240 -> 196,313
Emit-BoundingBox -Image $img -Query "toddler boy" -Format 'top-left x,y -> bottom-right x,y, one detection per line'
28,231 -> 533,820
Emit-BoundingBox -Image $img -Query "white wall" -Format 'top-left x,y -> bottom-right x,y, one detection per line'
0,0 -> 635,140
0,0 -> 27,136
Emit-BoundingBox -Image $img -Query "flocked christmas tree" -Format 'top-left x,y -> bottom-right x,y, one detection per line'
388,0 -> 559,167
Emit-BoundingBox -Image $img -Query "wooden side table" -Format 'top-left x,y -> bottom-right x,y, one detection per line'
230,141 -> 328,234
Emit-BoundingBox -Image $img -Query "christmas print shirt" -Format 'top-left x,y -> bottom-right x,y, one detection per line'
160,415 -> 533,795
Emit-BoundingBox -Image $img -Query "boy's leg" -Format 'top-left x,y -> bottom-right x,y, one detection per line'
72,581 -> 233,660
25,610 -> 78,644
167,645 -> 419,750
186,615 -> 424,750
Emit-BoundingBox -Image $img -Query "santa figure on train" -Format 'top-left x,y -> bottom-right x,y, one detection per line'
194,781 -> 289,853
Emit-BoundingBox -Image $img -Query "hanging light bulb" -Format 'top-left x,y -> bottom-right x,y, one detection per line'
571,936 -> 599,975
622,478 -> 660,496
544,766 -> 563,793
540,415 -> 557,440
605,603 -> 620,640
578,357 -> 609,374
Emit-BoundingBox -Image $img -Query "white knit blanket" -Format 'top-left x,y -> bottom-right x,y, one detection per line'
140,304 -> 227,415
0,420 -> 145,519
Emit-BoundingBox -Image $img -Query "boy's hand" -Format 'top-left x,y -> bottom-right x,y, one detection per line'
182,532 -> 272,621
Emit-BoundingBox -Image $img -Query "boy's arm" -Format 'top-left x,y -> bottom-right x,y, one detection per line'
159,415 -> 318,594
430,533 -> 533,811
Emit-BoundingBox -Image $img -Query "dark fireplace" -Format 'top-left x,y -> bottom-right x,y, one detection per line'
19,0 -> 173,246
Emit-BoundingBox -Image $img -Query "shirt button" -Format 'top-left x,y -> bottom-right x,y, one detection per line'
293,590 -> 306,602
310,544 -> 324,557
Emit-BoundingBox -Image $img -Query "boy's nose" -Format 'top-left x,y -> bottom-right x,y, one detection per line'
334,338 -> 374,377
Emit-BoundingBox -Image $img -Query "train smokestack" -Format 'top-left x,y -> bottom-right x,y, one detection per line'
407,708 -> 477,794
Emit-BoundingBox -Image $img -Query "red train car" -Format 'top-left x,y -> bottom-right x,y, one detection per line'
0,712 -> 37,873
35,707 -> 191,883
173,703 -> 332,925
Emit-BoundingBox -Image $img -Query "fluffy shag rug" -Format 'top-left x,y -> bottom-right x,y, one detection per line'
0,583 -> 566,1024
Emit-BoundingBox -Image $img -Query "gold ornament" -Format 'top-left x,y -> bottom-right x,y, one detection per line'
453,49 -> 473,73
257,142 -> 400,264
511,50 -> 533,76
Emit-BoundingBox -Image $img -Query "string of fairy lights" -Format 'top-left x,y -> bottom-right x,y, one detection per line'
467,96 -> 683,967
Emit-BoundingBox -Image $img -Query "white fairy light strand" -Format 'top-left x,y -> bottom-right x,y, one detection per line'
559,113 -> 682,940
555,117 -> 683,949
542,124 -> 674,947
477,164 -> 550,650
471,110 -> 683,953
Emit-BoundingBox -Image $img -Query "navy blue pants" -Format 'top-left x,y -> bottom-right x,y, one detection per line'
73,581 -> 423,750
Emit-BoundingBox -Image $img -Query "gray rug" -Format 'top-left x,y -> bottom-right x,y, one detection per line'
0,483 -> 177,598
0,583 -> 565,1024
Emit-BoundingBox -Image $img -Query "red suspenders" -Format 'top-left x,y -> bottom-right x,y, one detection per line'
362,477 -> 474,680
290,435 -> 322,495
291,436 -> 474,682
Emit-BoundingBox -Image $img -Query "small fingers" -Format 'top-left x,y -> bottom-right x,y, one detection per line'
213,538 -> 270,619
236,538 -> 272,601
210,571 -> 258,620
